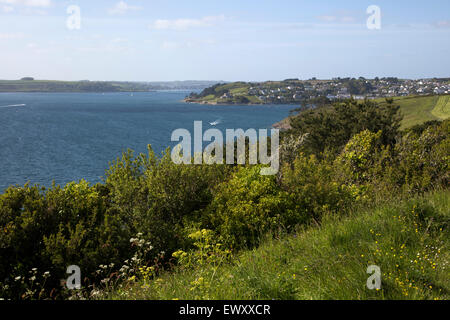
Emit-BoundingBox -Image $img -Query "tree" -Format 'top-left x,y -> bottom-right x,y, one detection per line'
288,99 -> 402,156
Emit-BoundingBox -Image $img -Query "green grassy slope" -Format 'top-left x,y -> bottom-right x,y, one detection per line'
377,95 -> 449,129
105,190 -> 449,300
432,96 -> 450,120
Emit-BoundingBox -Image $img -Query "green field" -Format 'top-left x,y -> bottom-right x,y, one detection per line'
432,96 -> 450,120
105,190 -> 449,300
377,95 -> 450,129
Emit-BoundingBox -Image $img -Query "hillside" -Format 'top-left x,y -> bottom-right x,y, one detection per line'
185,78 -> 450,105
104,190 -> 449,300
275,95 -> 450,131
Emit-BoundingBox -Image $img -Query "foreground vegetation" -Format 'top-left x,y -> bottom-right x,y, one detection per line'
0,98 -> 448,300
105,190 -> 449,300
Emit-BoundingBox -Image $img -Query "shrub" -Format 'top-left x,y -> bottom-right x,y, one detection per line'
0,181 -> 127,299
281,153 -> 364,224
204,166 -> 293,249
335,130 -> 384,184
104,146 -> 232,257
394,119 -> 449,193
289,99 -> 402,156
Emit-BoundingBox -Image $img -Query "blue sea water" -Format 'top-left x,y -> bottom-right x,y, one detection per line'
0,91 -> 295,191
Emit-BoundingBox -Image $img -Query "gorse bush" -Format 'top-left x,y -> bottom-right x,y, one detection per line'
0,100 -> 448,300
104,146 -> 232,256
281,153 -> 364,223
394,120 -> 449,193
204,165 -> 293,249
0,181 -> 123,299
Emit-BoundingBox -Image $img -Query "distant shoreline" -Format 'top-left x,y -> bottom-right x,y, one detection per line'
0,80 -> 219,93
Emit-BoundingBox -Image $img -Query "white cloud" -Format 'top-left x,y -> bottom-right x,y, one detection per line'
0,0 -> 51,7
111,37 -> 127,43
0,32 -> 24,39
161,41 -> 179,49
1,5 -> 14,12
161,39 -> 217,49
108,1 -> 140,15
435,20 -> 450,28
151,15 -> 225,31
317,15 -> 356,23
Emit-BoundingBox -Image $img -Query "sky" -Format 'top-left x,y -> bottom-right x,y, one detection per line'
0,0 -> 449,82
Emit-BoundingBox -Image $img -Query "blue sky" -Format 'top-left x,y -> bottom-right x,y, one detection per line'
0,0 -> 449,81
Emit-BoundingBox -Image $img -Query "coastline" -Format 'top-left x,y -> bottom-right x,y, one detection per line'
183,98 -> 264,106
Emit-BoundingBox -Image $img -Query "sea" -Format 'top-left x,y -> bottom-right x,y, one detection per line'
0,91 -> 295,191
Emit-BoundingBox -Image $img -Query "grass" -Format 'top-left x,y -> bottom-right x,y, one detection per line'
432,96 -> 450,120
377,95 -> 450,129
104,190 -> 449,300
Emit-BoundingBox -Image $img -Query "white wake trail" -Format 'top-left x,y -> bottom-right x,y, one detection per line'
0,104 -> 26,108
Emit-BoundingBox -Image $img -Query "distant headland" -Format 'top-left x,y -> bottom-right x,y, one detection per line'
0,79 -> 221,93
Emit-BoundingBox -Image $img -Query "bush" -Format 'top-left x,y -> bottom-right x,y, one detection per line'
204,166 -> 293,249
0,181 -> 128,299
289,99 -> 402,156
393,119 -> 449,193
104,146 -> 232,258
281,153 -> 364,224
335,130 -> 384,184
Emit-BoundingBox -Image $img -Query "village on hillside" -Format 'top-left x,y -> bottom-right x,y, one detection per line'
187,78 -> 450,104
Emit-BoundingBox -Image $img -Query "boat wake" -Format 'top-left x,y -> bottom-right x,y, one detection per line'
210,119 -> 221,126
0,104 -> 26,108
